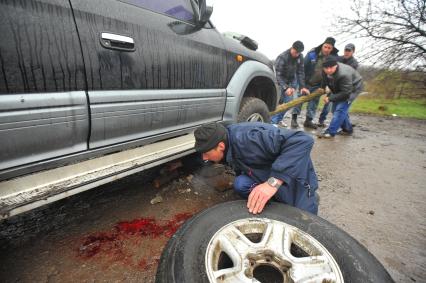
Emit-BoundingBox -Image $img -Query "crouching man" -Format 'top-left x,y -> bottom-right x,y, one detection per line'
194,122 -> 319,215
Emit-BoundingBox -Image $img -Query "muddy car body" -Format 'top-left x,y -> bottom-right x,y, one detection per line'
0,0 -> 278,218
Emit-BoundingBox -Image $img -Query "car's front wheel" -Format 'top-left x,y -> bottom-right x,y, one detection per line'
237,97 -> 270,123
156,201 -> 394,283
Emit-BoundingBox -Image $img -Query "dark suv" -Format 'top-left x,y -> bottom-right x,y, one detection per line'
0,0 -> 278,218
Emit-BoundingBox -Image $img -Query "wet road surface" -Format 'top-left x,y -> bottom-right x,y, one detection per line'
0,114 -> 425,282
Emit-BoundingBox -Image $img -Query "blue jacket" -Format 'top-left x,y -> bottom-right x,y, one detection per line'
304,45 -> 339,87
225,122 -> 318,213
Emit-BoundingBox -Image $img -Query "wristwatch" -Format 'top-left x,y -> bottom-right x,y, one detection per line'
267,177 -> 281,189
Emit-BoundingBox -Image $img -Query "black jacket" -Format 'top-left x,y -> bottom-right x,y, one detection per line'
274,48 -> 306,89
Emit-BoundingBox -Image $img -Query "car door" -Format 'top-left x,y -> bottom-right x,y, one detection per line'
0,0 -> 89,174
70,0 -> 228,148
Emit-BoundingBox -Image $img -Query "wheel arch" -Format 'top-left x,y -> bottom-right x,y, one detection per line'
223,60 -> 279,122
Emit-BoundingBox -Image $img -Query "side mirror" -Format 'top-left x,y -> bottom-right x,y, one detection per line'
195,0 -> 213,28
223,32 -> 259,51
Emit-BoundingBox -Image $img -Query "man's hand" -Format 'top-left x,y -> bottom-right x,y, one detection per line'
247,183 -> 278,214
323,96 -> 329,104
285,87 -> 295,96
300,88 -> 310,95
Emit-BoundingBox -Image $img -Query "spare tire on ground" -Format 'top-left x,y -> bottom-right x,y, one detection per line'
156,200 -> 393,283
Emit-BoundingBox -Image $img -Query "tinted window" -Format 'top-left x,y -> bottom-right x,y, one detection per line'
121,0 -> 195,22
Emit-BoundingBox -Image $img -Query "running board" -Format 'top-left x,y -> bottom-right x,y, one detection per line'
0,133 -> 196,219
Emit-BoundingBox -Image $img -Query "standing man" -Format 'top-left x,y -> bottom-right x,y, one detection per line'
291,37 -> 339,129
317,57 -> 363,138
339,43 -> 359,70
271,41 -> 310,127
317,43 -> 359,127
194,122 -> 319,215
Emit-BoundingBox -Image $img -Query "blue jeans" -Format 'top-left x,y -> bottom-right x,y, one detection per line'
327,101 -> 353,136
233,174 -> 318,215
318,102 -> 331,123
271,90 -> 294,124
272,80 -> 298,124
292,86 -> 320,120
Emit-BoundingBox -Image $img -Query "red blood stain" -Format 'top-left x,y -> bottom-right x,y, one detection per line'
115,212 -> 192,238
78,232 -> 117,259
77,212 -> 192,268
138,257 -> 160,271
164,212 -> 193,237
116,218 -> 162,236
138,258 -> 147,269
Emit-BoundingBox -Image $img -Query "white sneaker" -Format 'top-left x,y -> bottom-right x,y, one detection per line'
278,121 -> 288,127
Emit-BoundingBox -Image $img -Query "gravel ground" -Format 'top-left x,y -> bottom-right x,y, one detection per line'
0,113 -> 425,283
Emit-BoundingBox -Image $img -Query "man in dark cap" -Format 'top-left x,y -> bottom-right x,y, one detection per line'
194,122 -> 319,214
340,43 -> 359,70
317,57 -> 363,138
271,41 -> 310,127
291,37 -> 339,129
317,43 -> 359,127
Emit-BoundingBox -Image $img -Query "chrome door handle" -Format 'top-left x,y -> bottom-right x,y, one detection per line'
100,32 -> 135,52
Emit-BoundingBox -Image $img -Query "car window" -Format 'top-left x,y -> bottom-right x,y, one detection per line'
120,0 -> 195,22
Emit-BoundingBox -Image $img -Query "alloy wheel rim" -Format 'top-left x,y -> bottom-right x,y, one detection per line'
205,218 -> 344,283
246,113 -> 264,122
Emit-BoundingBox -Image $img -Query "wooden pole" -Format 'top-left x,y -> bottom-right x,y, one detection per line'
269,88 -> 325,116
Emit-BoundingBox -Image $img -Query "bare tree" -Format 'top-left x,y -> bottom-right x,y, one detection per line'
334,0 -> 426,72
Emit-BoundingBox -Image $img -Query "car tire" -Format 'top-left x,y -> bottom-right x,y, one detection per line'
156,200 -> 393,283
237,97 -> 270,123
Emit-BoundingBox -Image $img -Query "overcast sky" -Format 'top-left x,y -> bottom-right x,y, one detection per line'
209,0 -> 362,60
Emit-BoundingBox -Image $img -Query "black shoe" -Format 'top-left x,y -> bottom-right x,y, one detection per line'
317,122 -> 326,128
291,119 -> 299,129
337,129 -> 353,136
303,119 -> 318,129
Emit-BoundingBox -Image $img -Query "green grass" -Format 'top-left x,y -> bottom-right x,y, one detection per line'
349,97 -> 426,119
303,96 -> 426,119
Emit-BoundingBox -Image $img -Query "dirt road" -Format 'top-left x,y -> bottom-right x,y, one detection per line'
0,114 -> 425,282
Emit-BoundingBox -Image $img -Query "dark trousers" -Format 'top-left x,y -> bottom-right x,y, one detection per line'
292,86 -> 320,120
319,102 -> 331,123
